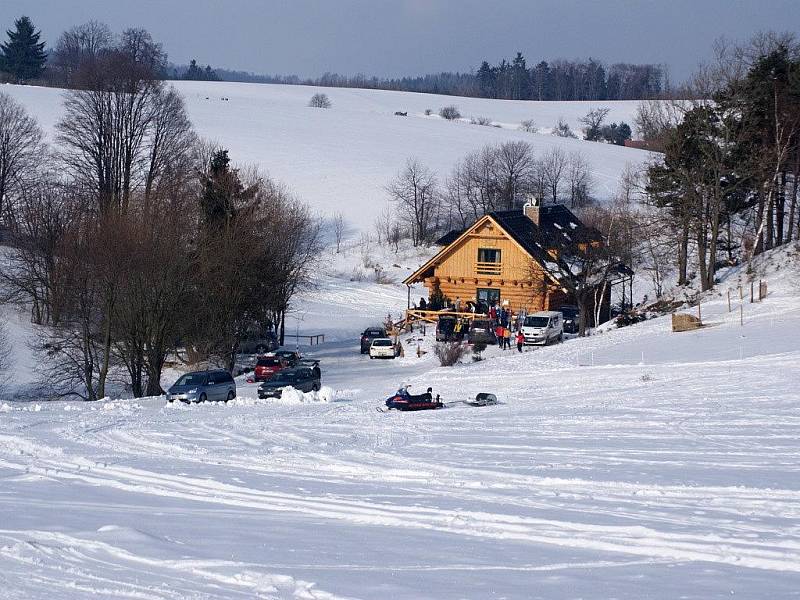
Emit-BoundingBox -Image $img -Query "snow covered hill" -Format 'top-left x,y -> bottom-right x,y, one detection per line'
2,81 -> 652,230
1,242 -> 799,598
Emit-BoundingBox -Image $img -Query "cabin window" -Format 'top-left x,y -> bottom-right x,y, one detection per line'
477,248 -> 501,263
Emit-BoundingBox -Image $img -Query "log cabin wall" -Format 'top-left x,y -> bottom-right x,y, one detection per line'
423,220 -> 556,313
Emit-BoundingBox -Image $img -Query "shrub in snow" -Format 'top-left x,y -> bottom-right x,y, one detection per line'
308,93 -> 331,108
519,119 -> 537,133
471,341 -> 487,361
439,105 -> 461,120
424,108 -> 432,116
553,118 -> 577,138
434,341 -> 466,366
470,116 -> 493,126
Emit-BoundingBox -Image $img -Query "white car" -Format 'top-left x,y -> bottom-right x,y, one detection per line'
521,311 -> 564,345
369,338 -> 397,359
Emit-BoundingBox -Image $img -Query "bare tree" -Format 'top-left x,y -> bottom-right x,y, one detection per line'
51,21 -> 113,87
494,140 -> 535,209
519,119 -> 537,133
565,152 -> 593,208
0,93 -> 44,222
386,158 -> 439,246
309,93 -> 331,108
579,107 -> 610,141
0,320 -> 11,393
539,147 -> 568,204
332,212 -> 345,253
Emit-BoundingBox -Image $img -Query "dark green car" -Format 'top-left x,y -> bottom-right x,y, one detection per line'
257,366 -> 321,399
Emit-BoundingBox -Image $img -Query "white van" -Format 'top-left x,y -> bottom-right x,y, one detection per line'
521,311 -> 564,345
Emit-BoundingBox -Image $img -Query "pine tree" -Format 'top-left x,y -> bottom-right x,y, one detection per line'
0,16 -> 47,81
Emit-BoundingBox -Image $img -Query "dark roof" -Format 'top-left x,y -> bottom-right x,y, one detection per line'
489,205 -> 601,266
435,229 -> 464,246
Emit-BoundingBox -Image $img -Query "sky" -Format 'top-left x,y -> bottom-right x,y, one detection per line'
1,0 -> 799,83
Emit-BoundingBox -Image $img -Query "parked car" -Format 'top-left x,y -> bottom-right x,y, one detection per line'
369,338 -> 397,359
360,327 -> 387,353
167,369 -> 236,403
254,356 -> 289,382
467,318 -> 496,345
558,305 -> 580,334
237,326 -> 279,354
258,367 -> 321,398
436,315 -> 458,342
521,311 -> 564,345
274,349 -> 301,366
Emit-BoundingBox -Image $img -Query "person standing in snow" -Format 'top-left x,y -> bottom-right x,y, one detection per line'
503,326 -> 512,349
495,323 -> 504,346
516,330 -> 525,352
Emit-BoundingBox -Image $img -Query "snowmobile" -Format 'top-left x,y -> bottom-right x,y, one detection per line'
378,387 -> 499,412
379,386 -> 444,412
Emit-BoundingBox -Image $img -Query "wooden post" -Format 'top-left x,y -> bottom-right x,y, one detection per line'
739,303 -> 743,326
750,282 -> 754,303
727,290 -> 731,312
697,302 -> 702,322
739,285 -> 743,300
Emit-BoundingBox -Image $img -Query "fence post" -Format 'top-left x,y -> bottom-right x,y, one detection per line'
727,290 -> 731,312
739,285 -> 743,300
739,303 -> 743,326
750,282 -> 754,303
697,302 -> 702,322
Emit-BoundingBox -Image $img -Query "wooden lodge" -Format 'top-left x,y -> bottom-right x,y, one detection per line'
403,201 -> 621,320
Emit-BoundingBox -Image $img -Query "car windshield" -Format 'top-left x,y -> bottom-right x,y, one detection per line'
524,316 -> 550,328
271,371 -> 297,382
560,307 -> 578,319
257,357 -> 282,366
373,339 -> 393,347
365,329 -> 383,336
175,373 -> 206,386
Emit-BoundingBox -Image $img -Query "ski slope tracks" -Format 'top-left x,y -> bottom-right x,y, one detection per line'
1,241 -> 799,598
1,81 -> 653,230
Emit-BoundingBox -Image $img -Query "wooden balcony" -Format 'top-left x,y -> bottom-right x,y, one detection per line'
475,261 -> 502,276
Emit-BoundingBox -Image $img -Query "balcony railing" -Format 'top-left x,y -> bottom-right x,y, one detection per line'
475,261 -> 502,276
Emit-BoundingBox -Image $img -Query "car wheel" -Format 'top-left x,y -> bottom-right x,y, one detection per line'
369,355 -> 374,359
312,382 -> 320,392
198,393 -> 207,403
558,333 -> 564,342
226,391 -> 235,402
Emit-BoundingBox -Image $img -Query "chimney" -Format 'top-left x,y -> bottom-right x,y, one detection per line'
523,196 -> 540,226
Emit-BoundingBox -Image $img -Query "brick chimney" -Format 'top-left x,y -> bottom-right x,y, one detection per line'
523,196 -> 540,226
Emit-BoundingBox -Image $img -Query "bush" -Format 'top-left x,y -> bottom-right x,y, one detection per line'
553,118 -> 577,138
434,341 -> 466,366
439,105 -> 461,120
470,116 -> 493,126
308,93 -> 331,108
424,108 -> 433,116
519,119 -> 537,133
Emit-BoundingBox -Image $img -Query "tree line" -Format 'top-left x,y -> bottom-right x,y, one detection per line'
639,33 -> 800,294
0,26 -> 320,400
201,56 -> 669,102
0,15 -> 669,102
383,141 -> 594,248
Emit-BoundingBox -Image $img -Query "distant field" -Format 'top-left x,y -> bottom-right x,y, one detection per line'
3,81 -> 653,230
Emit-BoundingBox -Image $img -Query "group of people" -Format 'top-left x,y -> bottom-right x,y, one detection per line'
494,323 -> 526,352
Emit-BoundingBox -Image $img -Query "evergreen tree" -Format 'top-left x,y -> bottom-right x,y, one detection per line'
199,149 -> 256,228
0,16 -> 46,81
511,52 -> 530,100
476,61 -> 496,98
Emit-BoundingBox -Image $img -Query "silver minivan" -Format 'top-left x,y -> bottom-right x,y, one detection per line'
167,369 -> 237,403
521,311 -> 564,345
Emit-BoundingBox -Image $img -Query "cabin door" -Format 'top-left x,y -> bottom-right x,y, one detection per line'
477,288 -> 500,311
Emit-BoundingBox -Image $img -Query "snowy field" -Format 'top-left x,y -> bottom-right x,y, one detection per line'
1,246 -> 799,599
1,81 -> 651,230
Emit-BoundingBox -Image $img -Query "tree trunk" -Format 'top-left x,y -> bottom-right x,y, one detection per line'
677,218 -> 689,286
776,171 -> 786,245
788,167 -> 798,243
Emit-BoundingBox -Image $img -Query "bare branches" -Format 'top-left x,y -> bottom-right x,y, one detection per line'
386,158 -> 439,246
0,92 -> 44,222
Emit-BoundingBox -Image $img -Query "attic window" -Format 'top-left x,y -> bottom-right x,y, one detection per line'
477,248 -> 501,263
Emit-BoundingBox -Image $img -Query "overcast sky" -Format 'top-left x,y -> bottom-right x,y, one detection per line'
2,0 -> 799,82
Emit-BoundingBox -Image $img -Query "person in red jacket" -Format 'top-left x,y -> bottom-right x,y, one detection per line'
494,323 -> 504,347
516,330 -> 525,352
